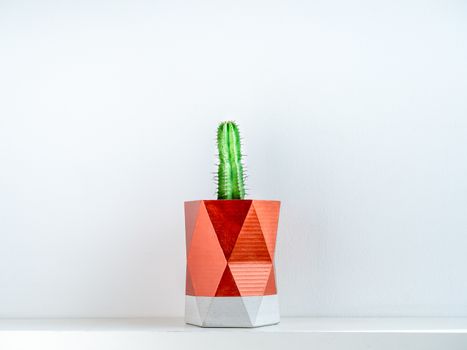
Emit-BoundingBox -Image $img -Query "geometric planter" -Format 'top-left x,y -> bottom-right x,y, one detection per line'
184,199 -> 281,327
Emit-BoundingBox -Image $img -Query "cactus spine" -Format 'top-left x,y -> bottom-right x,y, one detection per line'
217,121 -> 246,200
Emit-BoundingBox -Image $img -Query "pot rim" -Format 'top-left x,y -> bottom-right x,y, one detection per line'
184,199 -> 280,204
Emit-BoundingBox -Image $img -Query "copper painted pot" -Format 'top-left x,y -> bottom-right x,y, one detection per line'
184,199 -> 280,327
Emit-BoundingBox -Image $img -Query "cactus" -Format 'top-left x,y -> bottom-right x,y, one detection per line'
216,121 -> 246,200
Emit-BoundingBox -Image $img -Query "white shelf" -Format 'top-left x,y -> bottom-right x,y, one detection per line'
1,317 -> 466,350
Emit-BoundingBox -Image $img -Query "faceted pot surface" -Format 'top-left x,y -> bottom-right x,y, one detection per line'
184,200 -> 280,327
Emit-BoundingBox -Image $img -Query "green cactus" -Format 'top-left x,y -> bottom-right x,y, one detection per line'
216,121 -> 246,200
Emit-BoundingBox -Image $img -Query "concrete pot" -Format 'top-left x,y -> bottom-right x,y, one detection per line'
184,199 -> 281,327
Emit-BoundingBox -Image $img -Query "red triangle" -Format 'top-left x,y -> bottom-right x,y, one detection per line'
204,200 -> 252,260
264,267 -> 277,295
215,266 -> 241,296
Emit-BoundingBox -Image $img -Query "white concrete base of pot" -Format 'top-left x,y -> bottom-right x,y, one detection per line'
185,295 -> 280,328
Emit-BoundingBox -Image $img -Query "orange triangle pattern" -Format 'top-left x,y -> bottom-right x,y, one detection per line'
252,201 -> 280,258
264,267 -> 277,295
185,200 -> 279,297
185,265 -> 195,295
184,201 -> 201,256
187,202 -> 227,296
229,205 -> 271,263
229,263 -> 272,296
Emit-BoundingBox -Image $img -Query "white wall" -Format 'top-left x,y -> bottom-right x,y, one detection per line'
1,0 -> 467,318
